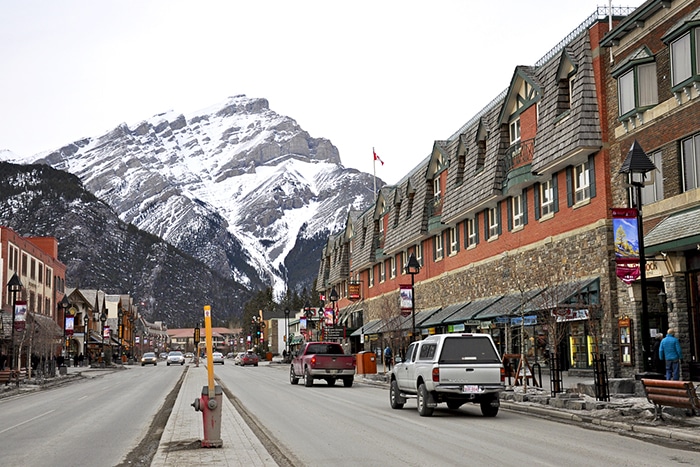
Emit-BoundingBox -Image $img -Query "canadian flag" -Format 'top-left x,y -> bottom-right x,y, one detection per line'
373,149 -> 384,165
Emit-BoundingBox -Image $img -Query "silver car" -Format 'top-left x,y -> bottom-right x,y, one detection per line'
212,352 -> 225,365
166,351 -> 185,366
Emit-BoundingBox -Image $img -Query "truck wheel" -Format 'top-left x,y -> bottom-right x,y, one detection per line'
417,383 -> 434,417
304,367 -> 313,387
390,380 -> 404,409
343,376 -> 353,387
290,366 -> 299,385
480,397 -> 500,417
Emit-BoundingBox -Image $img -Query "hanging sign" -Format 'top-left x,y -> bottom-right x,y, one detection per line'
400,285 -> 413,316
14,300 -> 27,331
348,282 -> 361,301
65,316 -> 75,336
613,208 -> 640,284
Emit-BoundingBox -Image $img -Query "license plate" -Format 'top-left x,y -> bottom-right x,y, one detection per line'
462,385 -> 480,393
328,369 -> 339,374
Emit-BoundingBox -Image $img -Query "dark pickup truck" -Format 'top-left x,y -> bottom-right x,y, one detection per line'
290,342 -> 356,387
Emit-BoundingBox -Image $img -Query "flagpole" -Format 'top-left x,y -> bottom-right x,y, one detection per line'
373,147 -> 377,202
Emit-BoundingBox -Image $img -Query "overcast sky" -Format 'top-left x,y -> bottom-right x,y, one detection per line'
0,1 -> 645,185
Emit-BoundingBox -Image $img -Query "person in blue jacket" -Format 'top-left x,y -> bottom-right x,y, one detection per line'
659,328 -> 683,381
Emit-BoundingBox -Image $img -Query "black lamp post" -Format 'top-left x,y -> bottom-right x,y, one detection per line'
329,287 -> 339,326
304,301 -> 312,341
59,294 -> 71,363
405,253 -> 421,342
6,273 -> 23,385
129,314 -> 135,359
619,139 -> 656,372
83,312 -> 89,364
284,309 -> 290,357
100,309 -> 107,367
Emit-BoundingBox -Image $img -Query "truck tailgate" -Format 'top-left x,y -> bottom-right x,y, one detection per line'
312,355 -> 355,369
438,363 -> 502,385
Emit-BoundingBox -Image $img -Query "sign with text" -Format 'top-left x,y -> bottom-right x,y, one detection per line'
348,282 -> 361,301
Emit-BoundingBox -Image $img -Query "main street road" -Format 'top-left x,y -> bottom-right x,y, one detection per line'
0,364 -> 184,467
218,363 -> 700,466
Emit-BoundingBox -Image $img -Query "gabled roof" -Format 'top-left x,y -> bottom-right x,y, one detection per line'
497,66 -> 543,126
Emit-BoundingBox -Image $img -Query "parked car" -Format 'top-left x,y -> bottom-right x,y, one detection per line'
240,352 -> 259,367
212,352 -> 225,364
141,352 -> 157,366
167,351 -> 185,366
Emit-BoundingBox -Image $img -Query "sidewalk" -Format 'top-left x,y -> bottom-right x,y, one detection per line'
151,364 -> 278,467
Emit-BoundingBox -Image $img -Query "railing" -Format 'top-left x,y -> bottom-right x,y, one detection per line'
428,195 -> 443,218
503,138 -> 535,172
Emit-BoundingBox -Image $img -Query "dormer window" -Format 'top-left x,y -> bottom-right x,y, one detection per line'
509,118 -> 521,146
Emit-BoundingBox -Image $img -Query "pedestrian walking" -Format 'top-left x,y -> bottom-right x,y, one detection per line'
384,345 -> 393,371
651,333 -> 664,375
659,328 -> 683,380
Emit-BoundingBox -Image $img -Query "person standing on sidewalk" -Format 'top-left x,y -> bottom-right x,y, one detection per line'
384,345 -> 393,371
659,328 -> 682,381
651,333 -> 664,375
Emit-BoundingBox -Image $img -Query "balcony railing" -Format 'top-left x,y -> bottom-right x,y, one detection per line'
428,194 -> 443,218
504,138 -> 535,172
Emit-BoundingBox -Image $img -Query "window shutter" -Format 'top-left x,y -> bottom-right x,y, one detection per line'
522,188 -> 529,225
507,197 -> 513,231
454,226 -> 460,253
553,173 -> 559,213
483,209 -> 489,239
534,183 -> 541,220
566,166 -> 574,207
463,220 -> 469,249
497,201 -> 502,235
433,235 -> 437,260
474,216 -> 480,244
588,154 -> 596,199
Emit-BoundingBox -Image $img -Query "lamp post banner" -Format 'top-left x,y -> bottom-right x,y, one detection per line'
613,208 -> 640,284
65,316 -> 75,336
400,285 -> 413,315
14,301 -> 27,331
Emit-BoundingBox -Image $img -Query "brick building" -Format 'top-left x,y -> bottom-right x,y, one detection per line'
316,2 -> 700,379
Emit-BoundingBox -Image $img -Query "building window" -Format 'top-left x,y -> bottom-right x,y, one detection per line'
466,218 -> 478,247
379,261 -> 386,283
641,150 -> 664,205
488,206 -> 499,238
390,256 -> 396,279
509,117 -> 521,145
46,267 -> 52,287
511,194 -> 524,229
671,31 -> 693,87
22,254 -> 28,276
368,267 -> 374,287
434,233 -> 444,261
416,242 -> 423,267
574,161 -> 591,203
682,133 -> 700,192
617,63 -> 658,116
449,226 -> 459,255
540,179 -> 555,217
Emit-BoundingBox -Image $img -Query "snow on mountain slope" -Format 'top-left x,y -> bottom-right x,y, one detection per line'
8,95 -> 379,297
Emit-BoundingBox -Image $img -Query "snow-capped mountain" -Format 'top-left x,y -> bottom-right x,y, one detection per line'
8,95 -> 379,297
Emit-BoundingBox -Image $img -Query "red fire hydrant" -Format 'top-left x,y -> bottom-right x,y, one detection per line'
191,385 -> 223,448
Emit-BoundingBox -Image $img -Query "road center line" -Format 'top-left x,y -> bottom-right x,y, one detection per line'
0,409 -> 56,435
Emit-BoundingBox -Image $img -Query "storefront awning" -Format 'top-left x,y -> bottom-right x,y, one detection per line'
644,207 -> 700,254
421,301 -> 470,327
522,278 -> 599,314
447,295 -> 504,324
350,319 -> 383,337
474,288 -> 546,320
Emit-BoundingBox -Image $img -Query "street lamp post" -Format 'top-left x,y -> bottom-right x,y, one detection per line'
619,140 -> 656,372
100,309 -> 107,367
284,309 -> 290,359
83,312 -> 89,365
59,295 -> 70,364
329,287 -> 338,326
304,301 -> 313,341
405,253 -> 421,342
6,273 -> 23,385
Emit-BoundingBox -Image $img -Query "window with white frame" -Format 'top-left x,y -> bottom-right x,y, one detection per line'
488,207 -> 499,238
641,150 -> 664,205
368,267 -> 374,287
574,161 -> 591,203
390,256 -> 396,278
617,62 -> 658,116
511,194 -> 524,228
467,218 -> 477,247
379,261 -> 386,283
433,178 -> 441,199
509,117 -> 521,145
434,233 -> 444,261
416,243 -> 423,267
682,132 -> 700,192
671,31 -> 692,87
540,179 -> 554,216
449,226 -> 458,254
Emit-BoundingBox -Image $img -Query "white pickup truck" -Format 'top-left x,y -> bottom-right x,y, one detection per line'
389,333 -> 505,417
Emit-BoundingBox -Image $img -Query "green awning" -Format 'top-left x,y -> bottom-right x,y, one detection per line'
645,207 -> 700,254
